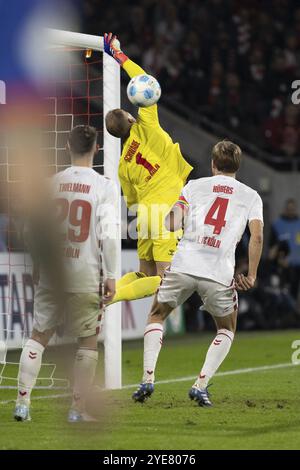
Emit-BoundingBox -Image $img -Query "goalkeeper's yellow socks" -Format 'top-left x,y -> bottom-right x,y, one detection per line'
109,274 -> 161,305
116,271 -> 146,289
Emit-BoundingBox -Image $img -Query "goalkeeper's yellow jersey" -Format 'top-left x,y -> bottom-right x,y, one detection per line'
118,60 -> 193,207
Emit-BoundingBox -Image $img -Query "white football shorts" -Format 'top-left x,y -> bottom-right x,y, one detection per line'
33,286 -> 103,337
157,270 -> 238,317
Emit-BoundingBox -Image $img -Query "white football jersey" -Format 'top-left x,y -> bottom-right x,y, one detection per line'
39,166 -> 118,293
171,175 -> 263,286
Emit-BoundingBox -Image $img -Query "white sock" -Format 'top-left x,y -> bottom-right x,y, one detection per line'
17,339 -> 45,405
72,348 -> 98,413
142,323 -> 163,383
195,329 -> 234,389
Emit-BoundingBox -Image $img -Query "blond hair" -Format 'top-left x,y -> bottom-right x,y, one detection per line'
212,140 -> 242,173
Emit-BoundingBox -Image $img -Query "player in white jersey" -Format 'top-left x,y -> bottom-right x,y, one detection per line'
14,125 -> 119,422
133,140 -> 264,406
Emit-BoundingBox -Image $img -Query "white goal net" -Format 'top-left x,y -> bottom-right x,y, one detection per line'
0,30 -> 122,391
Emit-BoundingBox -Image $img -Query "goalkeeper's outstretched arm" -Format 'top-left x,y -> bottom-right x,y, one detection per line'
103,32 -> 145,77
103,32 -> 159,125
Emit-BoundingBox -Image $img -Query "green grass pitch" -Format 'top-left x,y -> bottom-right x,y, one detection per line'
0,330 -> 300,450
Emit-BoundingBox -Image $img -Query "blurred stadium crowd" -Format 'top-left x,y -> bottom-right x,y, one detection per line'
85,0 -> 300,166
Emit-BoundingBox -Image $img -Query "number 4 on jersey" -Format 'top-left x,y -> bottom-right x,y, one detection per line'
204,197 -> 229,235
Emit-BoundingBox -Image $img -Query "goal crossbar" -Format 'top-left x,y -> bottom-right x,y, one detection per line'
45,29 -> 104,52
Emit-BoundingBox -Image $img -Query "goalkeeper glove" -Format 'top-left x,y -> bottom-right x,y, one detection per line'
103,32 -> 128,66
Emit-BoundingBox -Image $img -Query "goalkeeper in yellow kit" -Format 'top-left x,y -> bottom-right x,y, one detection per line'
104,32 -> 193,304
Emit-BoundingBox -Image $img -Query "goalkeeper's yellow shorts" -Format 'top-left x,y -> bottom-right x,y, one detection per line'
137,236 -> 180,263
137,188 -> 182,263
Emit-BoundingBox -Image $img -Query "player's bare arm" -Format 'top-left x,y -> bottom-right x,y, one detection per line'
101,181 -> 119,304
236,219 -> 264,291
165,203 -> 187,232
104,32 -> 159,139
103,279 -> 116,303
104,32 -> 156,83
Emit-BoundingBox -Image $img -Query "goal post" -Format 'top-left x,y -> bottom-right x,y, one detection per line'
103,45 -> 122,391
45,29 -> 122,389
